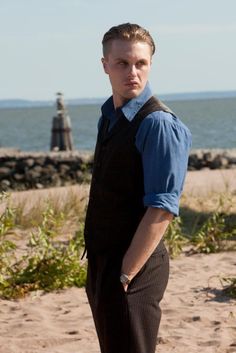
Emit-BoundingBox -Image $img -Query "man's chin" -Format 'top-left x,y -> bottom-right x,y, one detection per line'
124,87 -> 142,99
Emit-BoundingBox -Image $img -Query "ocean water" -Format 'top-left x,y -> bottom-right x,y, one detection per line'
0,97 -> 235,152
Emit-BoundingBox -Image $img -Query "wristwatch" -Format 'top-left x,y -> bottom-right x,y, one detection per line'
120,273 -> 131,285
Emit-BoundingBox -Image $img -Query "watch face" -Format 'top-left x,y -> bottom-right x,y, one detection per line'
120,274 -> 130,284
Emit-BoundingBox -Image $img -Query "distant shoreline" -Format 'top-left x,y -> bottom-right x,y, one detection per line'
1,90 -> 236,109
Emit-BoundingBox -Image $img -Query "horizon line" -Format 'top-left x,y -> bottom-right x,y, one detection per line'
1,88 -> 236,102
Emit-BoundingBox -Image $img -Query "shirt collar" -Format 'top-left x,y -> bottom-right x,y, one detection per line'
101,82 -> 153,122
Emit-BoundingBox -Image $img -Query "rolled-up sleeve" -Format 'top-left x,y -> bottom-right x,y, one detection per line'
136,111 -> 192,216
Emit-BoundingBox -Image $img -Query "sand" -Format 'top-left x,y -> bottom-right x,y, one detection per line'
184,169 -> 236,196
0,252 -> 235,353
0,169 -> 236,353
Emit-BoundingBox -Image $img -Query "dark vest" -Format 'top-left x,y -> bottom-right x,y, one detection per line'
84,96 -> 173,255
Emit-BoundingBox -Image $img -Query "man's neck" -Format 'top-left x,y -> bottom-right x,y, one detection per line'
113,93 -> 130,110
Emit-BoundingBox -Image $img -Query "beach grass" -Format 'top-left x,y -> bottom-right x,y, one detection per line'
0,185 -> 236,299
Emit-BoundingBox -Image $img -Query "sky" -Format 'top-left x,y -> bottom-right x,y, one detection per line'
1,0 -> 236,100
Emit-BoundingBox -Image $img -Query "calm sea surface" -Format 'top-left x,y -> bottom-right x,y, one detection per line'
0,97 -> 235,152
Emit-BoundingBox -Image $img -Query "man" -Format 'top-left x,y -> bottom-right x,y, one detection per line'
84,23 -> 191,353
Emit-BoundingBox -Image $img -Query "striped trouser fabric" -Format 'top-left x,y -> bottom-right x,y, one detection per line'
86,241 -> 169,353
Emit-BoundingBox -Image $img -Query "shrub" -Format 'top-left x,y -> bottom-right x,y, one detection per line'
190,211 -> 232,254
164,217 -> 187,258
0,194 -> 87,299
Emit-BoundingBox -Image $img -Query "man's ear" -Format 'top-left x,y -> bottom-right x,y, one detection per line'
101,57 -> 109,74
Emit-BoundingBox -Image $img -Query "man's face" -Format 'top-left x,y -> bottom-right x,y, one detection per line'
102,39 -> 152,108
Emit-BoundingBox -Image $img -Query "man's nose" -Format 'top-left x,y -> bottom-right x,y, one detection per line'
128,65 -> 137,76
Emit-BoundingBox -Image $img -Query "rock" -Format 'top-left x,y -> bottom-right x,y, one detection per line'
34,158 -> 45,166
15,159 -> 27,173
32,165 -> 43,173
24,158 -> 35,168
75,170 -> 84,180
4,160 -> 17,169
0,149 -> 235,191
13,173 -> 25,181
211,155 -> 229,169
59,164 -> 71,174
188,154 -> 202,170
204,151 -> 214,163
0,167 -> 12,179
228,156 -> 236,165
42,164 -> 57,176
25,170 -> 41,180
0,179 -> 11,189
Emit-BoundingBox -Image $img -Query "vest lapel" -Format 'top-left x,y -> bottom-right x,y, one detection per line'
102,113 -> 130,143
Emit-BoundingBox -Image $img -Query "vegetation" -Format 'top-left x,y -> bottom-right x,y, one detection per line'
190,211 -> 231,253
0,192 -> 87,299
164,217 -> 187,258
179,192 -> 236,253
164,194 -> 236,257
0,189 -> 235,299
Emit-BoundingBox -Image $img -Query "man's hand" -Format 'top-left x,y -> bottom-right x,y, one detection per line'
120,273 -> 132,292
122,283 -> 128,292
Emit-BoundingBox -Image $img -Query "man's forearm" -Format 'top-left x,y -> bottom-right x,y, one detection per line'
121,207 -> 173,282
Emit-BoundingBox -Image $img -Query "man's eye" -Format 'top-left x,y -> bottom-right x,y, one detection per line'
118,61 -> 127,66
137,61 -> 146,67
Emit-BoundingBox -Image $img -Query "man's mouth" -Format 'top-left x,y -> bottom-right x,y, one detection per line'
125,81 -> 139,87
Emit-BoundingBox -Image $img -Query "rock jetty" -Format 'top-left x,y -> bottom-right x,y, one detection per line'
0,148 -> 236,191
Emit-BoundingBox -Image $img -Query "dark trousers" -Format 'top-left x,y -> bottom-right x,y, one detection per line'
86,241 -> 169,353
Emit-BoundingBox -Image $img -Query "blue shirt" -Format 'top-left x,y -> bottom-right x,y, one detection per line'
100,82 -> 192,216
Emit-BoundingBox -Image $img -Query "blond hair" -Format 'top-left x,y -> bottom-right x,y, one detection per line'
102,23 -> 156,56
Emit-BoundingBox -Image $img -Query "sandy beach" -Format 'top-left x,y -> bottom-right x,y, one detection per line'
1,252 -> 235,353
0,169 -> 236,353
